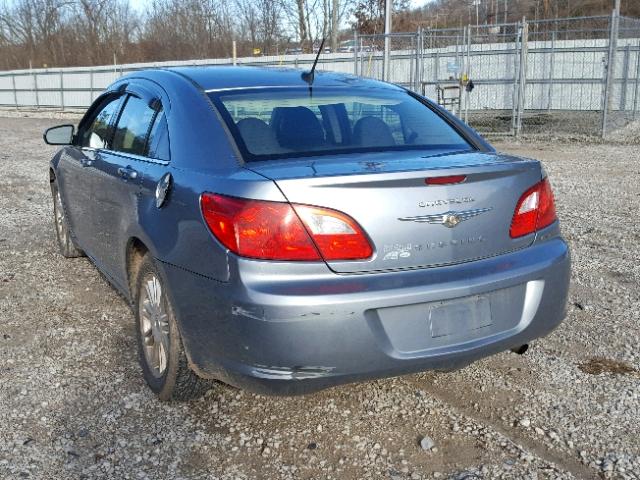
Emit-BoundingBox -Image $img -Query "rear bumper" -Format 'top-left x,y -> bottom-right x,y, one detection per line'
161,235 -> 570,395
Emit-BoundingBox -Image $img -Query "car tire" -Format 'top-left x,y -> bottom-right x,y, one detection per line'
51,180 -> 85,258
134,254 -> 210,401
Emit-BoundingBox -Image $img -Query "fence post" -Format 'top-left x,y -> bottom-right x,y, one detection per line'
408,37 -> 415,89
60,70 -> 65,111
511,22 -> 520,135
516,18 -> 528,137
464,25 -> 471,123
32,70 -> 39,110
414,29 -> 420,92
547,30 -> 556,111
417,27 -> 424,92
602,7 -> 619,137
620,44 -> 630,110
90,69 -> 94,103
383,0 -> 391,82
232,40 -> 237,66
11,74 -> 18,109
353,32 -> 358,75
633,43 -> 640,118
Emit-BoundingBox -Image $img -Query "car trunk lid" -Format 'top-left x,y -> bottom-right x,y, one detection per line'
247,150 -> 542,273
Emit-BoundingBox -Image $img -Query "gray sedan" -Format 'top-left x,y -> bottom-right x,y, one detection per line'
44,66 -> 570,400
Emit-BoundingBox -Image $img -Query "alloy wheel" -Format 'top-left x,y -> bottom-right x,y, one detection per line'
54,189 -> 68,247
138,274 -> 170,378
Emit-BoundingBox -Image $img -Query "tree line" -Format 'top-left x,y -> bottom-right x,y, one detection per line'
1,0 -> 638,70
0,0 -> 405,70
409,0 -> 640,30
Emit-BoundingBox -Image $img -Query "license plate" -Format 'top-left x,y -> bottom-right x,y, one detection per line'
429,295 -> 492,339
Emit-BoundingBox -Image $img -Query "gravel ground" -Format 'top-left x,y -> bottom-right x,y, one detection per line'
1,116 -> 639,480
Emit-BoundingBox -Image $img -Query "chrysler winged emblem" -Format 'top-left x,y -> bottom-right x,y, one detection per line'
398,207 -> 493,228
442,213 -> 462,228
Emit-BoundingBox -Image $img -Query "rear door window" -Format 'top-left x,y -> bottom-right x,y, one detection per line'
146,110 -> 170,161
112,95 -> 158,157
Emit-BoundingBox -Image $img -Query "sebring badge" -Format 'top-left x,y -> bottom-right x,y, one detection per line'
155,173 -> 172,208
398,207 -> 493,228
418,197 -> 474,208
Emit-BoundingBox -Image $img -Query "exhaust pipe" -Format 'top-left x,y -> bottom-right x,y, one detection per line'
511,344 -> 529,355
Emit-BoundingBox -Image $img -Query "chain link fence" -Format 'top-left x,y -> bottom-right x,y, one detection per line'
607,15 -> 640,134
524,16 -> 617,137
351,13 -> 640,138
354,32 -> 421,91
464,23 -> 523,135
1,13 -> 639,138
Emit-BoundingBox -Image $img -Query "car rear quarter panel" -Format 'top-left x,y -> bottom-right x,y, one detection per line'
132,166 -> 287,284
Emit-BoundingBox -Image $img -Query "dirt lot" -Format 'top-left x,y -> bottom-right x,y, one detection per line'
1,116 -> 639,480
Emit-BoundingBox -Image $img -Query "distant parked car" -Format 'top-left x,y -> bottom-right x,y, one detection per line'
44,66 -> 570,401
338,40 -> 355,53
337,40 -> 377,53
345,46 -> 376,53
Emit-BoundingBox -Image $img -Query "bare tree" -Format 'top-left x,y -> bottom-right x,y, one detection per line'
283,0 -> 345,52
331,0 -> 338,51
142,0 -> 234,61
235,0 -> 285,55
259,0 -> 284,54
68,0 -> 139,65
236,0 -> 260,49
0,0 -> 71,67
295,0 -> 308,49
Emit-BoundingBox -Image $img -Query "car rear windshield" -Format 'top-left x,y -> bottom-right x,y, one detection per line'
209,87 -> 473,161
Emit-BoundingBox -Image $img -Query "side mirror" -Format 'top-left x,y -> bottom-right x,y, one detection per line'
43,124 -> 75,145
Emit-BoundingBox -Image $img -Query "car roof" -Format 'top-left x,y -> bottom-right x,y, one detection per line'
155,65 -> 403,92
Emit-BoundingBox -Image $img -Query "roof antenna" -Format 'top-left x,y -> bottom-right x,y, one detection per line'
301,37 -> 325,94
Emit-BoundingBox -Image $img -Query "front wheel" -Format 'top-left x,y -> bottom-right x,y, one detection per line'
135,254 -> 210,401
51,180 -> 84,258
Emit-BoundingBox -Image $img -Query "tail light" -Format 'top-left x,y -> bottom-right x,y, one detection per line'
200,193 -> 373,261
293,205 -> 373,260
510,177 -> 557,238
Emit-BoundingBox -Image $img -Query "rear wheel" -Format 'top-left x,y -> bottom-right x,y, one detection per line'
135,254 -> 210,401
51,180 -> 84,258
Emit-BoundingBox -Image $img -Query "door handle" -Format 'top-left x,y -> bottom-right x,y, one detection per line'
117,166 -> 138,180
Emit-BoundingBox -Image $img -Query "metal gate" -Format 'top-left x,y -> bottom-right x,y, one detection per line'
524,16 -> 613,137
419,23 -> 523,135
